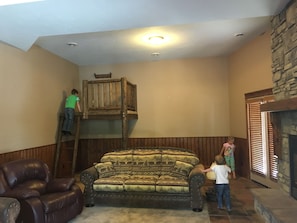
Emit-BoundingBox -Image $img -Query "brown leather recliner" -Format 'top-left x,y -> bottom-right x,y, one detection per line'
0,159 -> 83,223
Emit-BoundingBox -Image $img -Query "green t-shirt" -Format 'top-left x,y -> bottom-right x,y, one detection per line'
65,95 -> 79,109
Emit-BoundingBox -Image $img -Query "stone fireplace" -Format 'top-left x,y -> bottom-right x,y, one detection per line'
260,0 -> 297,198
289,134 -> 297,199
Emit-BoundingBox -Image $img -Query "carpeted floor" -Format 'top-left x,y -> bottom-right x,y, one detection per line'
69,205 -> 210,223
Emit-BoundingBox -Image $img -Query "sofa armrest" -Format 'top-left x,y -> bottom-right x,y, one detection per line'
0,197 -> 20,223
189,164 -> 204,178
3,189 -> 40,200
189,164 -> 205,212
80,166 -> 98,207
47,178 -> 75,193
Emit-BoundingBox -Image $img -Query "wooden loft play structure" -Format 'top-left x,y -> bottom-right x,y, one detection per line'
82,77 -> 138,148
54,77 -> 137,178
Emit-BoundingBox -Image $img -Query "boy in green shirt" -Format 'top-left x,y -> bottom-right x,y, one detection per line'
62,89 -> 81,135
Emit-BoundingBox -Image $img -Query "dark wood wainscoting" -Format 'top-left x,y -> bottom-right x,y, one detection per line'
0,141 -> 77,175
233,137 -> 250,178
77,136 -> 249,178
0,136 -> 249,178
0,144 -> 56,172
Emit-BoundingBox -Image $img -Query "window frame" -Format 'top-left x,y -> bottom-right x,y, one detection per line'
245,89 -> 277,181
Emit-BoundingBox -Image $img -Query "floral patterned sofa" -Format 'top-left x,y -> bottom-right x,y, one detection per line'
0,197 -> 20,223
80,147 -> 205,211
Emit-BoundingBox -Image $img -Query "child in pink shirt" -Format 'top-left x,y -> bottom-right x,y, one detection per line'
220,136 -> 236,179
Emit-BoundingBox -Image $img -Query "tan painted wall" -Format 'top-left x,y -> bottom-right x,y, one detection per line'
0,44 -> 79,153
228,31 -> 273,138
79,57 -> 230,138
0,31 -> 273,152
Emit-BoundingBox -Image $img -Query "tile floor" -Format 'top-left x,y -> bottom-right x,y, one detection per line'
203,177 -> 266,223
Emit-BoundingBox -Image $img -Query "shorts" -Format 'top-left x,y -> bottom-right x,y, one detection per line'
224,156 -> 235,171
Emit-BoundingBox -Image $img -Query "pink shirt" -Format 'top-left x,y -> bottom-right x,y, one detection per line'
222,142 -> 235,157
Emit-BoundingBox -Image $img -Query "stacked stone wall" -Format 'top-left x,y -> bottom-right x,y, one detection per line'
272,0 -> 297,100
271,0 -> 297,194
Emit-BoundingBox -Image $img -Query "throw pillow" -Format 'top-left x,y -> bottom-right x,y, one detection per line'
95,162 -> 116,178
170,161 -> 193,179
206,162 -> 216,180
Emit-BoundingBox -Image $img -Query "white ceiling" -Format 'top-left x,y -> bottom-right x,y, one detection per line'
0,0 -> 291,66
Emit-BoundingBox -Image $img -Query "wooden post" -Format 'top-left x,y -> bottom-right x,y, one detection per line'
82,80 -> 88,119
121,77 -> 128,149
54,114 -> 64,178
72,115 -> 81,176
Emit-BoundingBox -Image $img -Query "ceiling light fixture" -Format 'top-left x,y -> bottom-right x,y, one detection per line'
151,52 -> 160,56
67,42 -> 78,47
234,33 -> 244,37
0,0 -> 44,6
148,36 -> 165,44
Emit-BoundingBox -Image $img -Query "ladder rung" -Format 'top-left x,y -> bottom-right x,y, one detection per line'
54,115 -> 81,178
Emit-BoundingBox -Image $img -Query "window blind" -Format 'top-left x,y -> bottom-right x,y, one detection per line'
248,101 -> 265,175
246,94 -> 277,180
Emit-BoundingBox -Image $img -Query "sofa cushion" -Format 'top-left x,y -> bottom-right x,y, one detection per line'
93,176 -> 125,192
160,150 -> 199,175
101,150 -> 133,175
46,178 -> 75,193
131,154 -> 162,175
4,188 -> 40,199
14,180 -> 47,194
162,149 -> 199,166
95,162 -> 116,178
156,175 -> 189,193
124,176 -> 156,192
169,161 -> 193,179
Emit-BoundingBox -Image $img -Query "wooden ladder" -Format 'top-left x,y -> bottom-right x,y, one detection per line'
53,113 -> 81,178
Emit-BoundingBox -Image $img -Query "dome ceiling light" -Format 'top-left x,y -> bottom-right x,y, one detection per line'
151,52 -> 160,56
67,42 -> 78,47
148,35 -> 165,44
234,33 -> 244,37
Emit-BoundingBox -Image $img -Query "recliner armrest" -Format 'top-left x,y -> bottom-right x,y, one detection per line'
46,178 -> 75,193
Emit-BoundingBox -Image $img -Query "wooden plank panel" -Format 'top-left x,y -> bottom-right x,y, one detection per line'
98,83 -> 104,108
0,136 -> 249,178
0,144 -> 56,172
87,84 -> 94,109
115,81 -> 121,107
109,82 -> 114,106
78,136 -> 229,168
103,82 -> 110,107
93,84 -> 99,109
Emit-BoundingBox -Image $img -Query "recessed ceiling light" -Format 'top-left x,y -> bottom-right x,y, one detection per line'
234,33 -> 244,37
67,42 -> 78,47
151,52 -> 160,56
